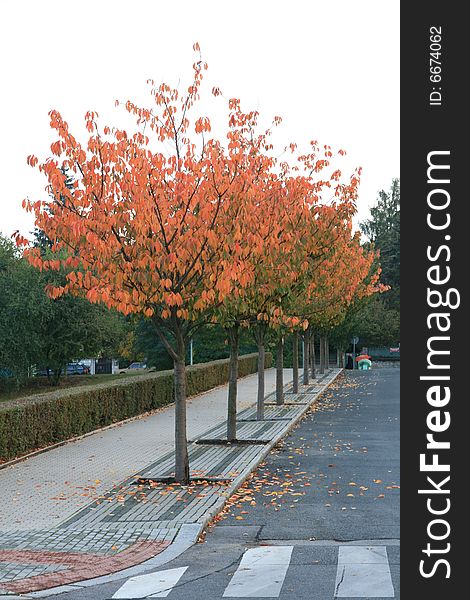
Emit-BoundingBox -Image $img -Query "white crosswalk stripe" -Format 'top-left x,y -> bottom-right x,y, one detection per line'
334,546 -> 395,597
111,544 -> 396,599
223,545 -> 293,598
112,566 -> 188,598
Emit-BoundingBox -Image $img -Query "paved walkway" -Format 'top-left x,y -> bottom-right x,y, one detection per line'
1,369 -> 291,532
0,367 -> 340,596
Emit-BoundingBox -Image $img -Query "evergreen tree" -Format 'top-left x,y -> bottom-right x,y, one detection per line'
332,178 -> 402,350
360,178 -> 400,311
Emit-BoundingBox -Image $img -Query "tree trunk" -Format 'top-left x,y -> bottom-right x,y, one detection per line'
174,351 -> 190,484
52,367 -> 62,386
256,339 -> 266,420
152,318 -> 190,484
302,333 -> 309,385
310,331 -> 316,379
325,337 -> 329,370
276,336 -> 284,405
292,331 -> 299,394
337,348 -> 341,367
319,335 -> 325,374
227,325 -> 239,441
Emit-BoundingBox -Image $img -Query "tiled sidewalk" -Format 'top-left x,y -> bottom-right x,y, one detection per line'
1,369 -> 288,533
0,368 -> 340,595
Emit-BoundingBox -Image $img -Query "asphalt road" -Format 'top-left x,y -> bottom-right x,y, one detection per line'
48,367 -> 400,599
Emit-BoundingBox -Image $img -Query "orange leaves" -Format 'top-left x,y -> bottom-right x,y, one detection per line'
86,288 -> 101,303
66,271 -> 78,285
194,117 -> 211,133
45,284 -> 66,299
50,141 -> 64,156
201,289 -> 216,303
20,49 -> 386,337
12,232 -> 29,248
163,292 -> 184,307
85,110 -> 98,133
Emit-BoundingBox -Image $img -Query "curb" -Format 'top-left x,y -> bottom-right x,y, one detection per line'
195,370 -> 342,534
21,370 -> 342,597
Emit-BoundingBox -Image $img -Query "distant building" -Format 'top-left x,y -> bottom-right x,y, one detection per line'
80,358 -> 119,375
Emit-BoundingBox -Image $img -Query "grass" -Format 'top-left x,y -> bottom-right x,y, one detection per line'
0,371 -> 151,404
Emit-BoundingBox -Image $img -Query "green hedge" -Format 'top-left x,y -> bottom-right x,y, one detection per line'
0,352 -> 272,461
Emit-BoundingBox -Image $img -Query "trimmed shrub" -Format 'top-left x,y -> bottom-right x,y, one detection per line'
0,352 -> 272,461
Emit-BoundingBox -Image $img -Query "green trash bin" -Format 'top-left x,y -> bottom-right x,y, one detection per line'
358,359 -> 372,370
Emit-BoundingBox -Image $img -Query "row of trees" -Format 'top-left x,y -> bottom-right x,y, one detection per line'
16,51 -> 386,483
137,175 -> 400,368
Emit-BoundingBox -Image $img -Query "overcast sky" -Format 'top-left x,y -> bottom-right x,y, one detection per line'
0,0 -> 399,239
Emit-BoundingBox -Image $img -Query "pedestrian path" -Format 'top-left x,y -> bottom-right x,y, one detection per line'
0,368 -> 340,595
0,369 -> 292,533
109,543 -> 397,598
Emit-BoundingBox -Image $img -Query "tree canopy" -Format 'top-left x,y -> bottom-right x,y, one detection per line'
16,49 -> 387,481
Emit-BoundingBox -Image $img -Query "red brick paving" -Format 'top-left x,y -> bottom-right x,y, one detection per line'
1,539 -> 169,593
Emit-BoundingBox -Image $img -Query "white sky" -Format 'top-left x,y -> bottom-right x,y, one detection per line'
0,0 -> 399,239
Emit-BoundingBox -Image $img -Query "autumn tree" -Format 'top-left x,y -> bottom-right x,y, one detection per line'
272,164 -> 362,390
17,45 -> 388,481
283,171 -> 385,386
302,228 -> 386,376
17,52 -> 269,483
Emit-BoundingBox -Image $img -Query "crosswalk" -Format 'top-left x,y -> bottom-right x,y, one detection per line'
112,545 -> 396,599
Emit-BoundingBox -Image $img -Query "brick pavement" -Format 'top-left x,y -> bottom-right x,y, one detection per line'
0,541 -> 169,593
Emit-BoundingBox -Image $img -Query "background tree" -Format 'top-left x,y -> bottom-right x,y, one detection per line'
350,297 -> 400,347
360,178 -> 400,311
0,234 -> 128,389
133,320 -> 257,371
0,236 -> 46,385
352,178 -> 400,348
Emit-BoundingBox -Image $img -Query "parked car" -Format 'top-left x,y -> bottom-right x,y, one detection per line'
119,362 -> 148,374
35,367 -> 55,377
66,363 -> 90,376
